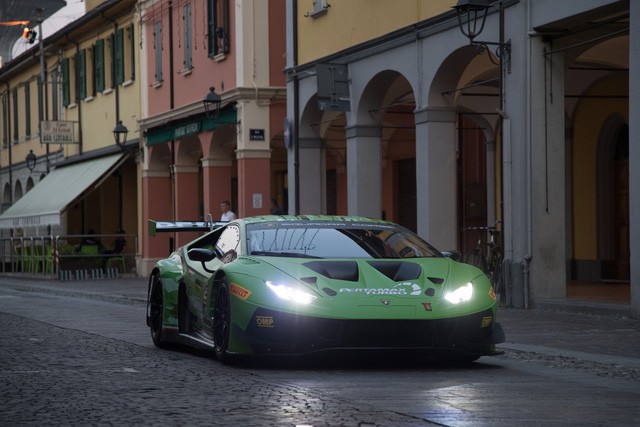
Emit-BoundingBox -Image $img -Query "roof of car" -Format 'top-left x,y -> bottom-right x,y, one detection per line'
240,215 -> 393,225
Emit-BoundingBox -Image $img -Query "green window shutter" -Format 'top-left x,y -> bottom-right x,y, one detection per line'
25,82 -> 30,136
95,39 -> 105,92
12,89 -> 18,141
37,76 -> 44,123
129,24 -> 135,81
51,70 -> 59,120
115,29 -> 125,84
62,58 -> 70,107
2,95 -> 7,147
109,34 -> 115,88
77,49 -> 87,100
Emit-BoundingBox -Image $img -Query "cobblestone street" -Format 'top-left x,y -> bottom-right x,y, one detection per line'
0,312 -> 435,426
1,277 -> 639,426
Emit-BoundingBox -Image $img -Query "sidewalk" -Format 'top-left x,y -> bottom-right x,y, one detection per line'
1,275 -> 639,367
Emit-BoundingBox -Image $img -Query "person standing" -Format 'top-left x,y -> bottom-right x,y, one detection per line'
220,200 -> 237,221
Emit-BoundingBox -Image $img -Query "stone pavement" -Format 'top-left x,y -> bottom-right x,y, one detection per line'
1,275 -> 639,370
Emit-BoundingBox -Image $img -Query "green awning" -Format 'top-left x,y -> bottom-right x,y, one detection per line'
0,154 -> 125,229
145,109 -> 237,146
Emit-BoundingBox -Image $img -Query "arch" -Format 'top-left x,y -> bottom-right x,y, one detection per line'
26,177 -> 35,193
14,181 -> 23,201
2,183 -> 10,210
596,114 -> 628,279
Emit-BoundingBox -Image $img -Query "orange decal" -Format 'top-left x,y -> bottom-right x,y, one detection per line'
230,283 -> 252,300
422,302 -> 432,311
489,287 -> 496,301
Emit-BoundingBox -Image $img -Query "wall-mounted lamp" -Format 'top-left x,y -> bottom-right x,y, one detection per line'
25,149 -> 37,172
203,86 -> 222,119
113,120 -> 129,149
25,149 -> 50,174
453,0 -> 511,69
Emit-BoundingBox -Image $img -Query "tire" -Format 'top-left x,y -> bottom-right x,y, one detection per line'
213,277 -> 232,363
149,277 -> 166,348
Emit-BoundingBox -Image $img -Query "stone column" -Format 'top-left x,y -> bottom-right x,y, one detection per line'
414,107 -> 457,250
345,125 -> 381,218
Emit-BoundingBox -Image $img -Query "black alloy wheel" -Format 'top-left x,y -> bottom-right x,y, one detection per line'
213,278 -> 231,362
149,278 -> 165,348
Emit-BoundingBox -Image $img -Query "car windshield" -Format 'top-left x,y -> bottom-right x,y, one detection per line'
246,221 -> 442,259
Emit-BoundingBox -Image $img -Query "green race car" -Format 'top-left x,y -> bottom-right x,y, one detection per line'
146,215 -> 504,363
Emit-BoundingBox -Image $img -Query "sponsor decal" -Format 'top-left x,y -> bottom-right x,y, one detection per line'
339,282 -> 422,296
489,287 -> 497,301
481,316 -> 493,328
422,302 -> 432,311
230,283 -> 252,300
256,316 -> 274,328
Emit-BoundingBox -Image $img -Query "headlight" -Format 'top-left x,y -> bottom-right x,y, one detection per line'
266,281 -> 317,305
444,282 -> 474,304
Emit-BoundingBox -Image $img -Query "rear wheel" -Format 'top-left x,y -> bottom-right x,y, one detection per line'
213,278 -> 232,363
149,277 -> 165,348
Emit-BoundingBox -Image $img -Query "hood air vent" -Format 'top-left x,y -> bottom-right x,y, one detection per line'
303,261 -> 359,281
367,261 -> 422,281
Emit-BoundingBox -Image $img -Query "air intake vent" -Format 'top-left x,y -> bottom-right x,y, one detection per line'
367,261 -> 422,281
303,261 -> 359,281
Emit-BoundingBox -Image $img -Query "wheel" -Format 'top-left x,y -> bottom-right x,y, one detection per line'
465,249 -> 485,272
213,277 -> 232,363
149,277 -> 166,348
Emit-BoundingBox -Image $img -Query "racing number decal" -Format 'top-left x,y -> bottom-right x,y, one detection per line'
230,283 -> 251,300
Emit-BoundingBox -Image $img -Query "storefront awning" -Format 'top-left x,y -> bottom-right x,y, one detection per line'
0,153 -> 125,229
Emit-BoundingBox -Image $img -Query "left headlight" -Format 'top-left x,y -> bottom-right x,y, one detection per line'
444,282 -> 474,304
266,281 -> 317,305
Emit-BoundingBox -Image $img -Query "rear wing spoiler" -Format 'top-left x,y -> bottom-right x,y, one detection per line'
148,218 -> 228,237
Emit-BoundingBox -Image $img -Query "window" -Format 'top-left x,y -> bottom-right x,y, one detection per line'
93,39 -> 105,93
24,82 -> 30,136
77,49 -> 87,100
153,21 -> 163,82
183,3 -> 192,70
207,0 -> 230,58
61,58 -> 71,107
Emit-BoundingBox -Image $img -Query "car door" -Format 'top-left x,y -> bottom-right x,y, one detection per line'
203,224 -> 242,337
183,228 -> 225,333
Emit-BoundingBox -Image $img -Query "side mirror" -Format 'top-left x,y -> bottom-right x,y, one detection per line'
442,250 -> 462,262
187,248 -> 216,272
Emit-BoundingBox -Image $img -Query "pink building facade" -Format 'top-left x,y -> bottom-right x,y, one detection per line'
139,0 -> 287,275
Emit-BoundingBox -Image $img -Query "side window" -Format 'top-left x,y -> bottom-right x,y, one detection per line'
215,225 -> 240,262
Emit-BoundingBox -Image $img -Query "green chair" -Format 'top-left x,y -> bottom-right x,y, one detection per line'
106,254 -> 126,274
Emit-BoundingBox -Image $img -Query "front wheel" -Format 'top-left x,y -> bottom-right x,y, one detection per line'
149,277 -> 166,348
213,277 -> 232,363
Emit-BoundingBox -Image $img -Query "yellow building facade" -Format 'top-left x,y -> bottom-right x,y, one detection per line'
0,0 -> 140,277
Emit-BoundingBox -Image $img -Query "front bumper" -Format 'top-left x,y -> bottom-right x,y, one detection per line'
234,307 -> 504,357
